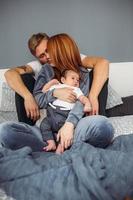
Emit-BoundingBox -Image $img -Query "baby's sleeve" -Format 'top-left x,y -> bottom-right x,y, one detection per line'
73,88 -> 84,98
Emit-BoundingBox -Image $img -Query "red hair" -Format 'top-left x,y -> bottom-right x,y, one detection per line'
47,33 -> 82,75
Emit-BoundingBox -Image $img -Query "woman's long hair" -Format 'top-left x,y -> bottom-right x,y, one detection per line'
47,33 -> 82,80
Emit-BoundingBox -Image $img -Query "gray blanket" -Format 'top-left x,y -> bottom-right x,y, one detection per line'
0,135 -> 133,200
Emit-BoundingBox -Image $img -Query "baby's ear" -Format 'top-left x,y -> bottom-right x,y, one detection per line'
61,77 -> 65,84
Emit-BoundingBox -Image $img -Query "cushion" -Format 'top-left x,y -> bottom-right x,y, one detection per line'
106,84 -> 123,109
0,68 -> 8,111
0,68 -> 123,112
0,68 -> 16,112
0,82 -> 123,112
109,115 -> 133,138
0,82 -> 16,112
0,111 -> 18,123
106,95 -> 133,117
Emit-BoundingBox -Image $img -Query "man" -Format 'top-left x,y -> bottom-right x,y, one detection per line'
4,32 -> 109,123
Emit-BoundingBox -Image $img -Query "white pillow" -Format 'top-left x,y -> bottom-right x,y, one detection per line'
0,68 -> 16,112
0,82 -> 16,112
0,68 -> 123,112
106,84 -> 123,110
0,111 -> 18,123
0,68 -> 8,109
109,116 -> 133,138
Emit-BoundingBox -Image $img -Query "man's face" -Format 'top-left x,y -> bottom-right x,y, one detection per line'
35,39 -> 49,64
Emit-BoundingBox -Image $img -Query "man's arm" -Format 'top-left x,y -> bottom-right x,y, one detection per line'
5,65 -> 33,98
81,56 -> 109,114
4,65 -> 40,121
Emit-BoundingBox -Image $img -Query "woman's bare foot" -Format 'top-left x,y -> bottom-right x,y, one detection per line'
43,140 -> 56,151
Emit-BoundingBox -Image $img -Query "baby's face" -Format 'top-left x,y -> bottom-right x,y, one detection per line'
64,71 -> 80,87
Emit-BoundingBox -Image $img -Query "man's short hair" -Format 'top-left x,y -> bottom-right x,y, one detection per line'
28,33 -> 49,56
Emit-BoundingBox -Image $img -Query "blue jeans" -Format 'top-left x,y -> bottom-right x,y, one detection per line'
0,115 -> 114,151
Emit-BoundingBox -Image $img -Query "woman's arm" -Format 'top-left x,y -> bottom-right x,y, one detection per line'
34,64 -> 78,107
57,122 -> 74,152
56,101 -> 85,152
33,69 -> 57,109
57,70 -> 90,151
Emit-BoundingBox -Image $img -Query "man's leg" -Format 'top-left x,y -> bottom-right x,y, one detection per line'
15,73 -> 36,125
89,70 -> 108,116
74,115 -> 114,148
0,122 -> 46,151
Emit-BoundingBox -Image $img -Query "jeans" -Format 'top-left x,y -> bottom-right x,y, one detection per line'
0,115 -> 114,151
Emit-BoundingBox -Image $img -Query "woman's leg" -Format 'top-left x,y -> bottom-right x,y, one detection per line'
0,121 -> 46,151
74,115 -> 114,148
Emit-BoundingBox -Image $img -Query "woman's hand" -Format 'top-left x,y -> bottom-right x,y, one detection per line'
88,95 -> 99,115
57,122 -> 74,152
53,88 -> 77,103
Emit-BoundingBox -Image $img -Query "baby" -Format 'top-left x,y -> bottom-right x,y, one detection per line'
41,69 -> 92,153
42,69 -> 91,112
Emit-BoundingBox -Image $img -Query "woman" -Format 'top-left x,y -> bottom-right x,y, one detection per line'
0,34 -> 114,152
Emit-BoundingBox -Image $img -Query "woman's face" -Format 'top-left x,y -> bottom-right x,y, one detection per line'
45,51 -> 55,67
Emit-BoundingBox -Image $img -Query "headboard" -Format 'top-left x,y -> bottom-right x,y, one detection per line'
109,62 -> 133,97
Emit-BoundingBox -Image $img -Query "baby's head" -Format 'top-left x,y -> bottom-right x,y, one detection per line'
61,69 -> 80,87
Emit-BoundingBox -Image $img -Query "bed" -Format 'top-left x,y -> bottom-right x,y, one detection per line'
0,62 -> 133,199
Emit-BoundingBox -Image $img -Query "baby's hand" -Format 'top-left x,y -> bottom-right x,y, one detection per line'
84,104 -> 92,113
42,79 -> 59,93
43,140 -> 56,151
49,79 -> 60,85
83,99 -> 92,113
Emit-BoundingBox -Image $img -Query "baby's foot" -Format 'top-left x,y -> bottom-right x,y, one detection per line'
43,140 -> 56,151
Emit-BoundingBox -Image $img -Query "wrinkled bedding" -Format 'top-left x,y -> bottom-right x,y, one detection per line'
0,135 -> 133,200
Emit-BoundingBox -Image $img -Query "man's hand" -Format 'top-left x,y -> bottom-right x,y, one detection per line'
24,94 -> 40,121
88,95 -> 99,115
57,122 -> 74,152
53,88 -> 77,103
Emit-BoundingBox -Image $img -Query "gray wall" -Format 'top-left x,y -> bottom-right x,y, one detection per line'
0,0 -> 133,68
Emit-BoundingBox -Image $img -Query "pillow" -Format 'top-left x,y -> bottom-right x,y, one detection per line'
0,68 -> 16,112
0,68 -> 123,112
0,69 -> 8,110
0,83 -> 123,112
0,82 -> 16,112
106,84 -> 123,110
89,70 -> 123,111
106,95 -> 133,117
109,115 -> 133,138
0,111 -> 18,123
0,68 -> 8,82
